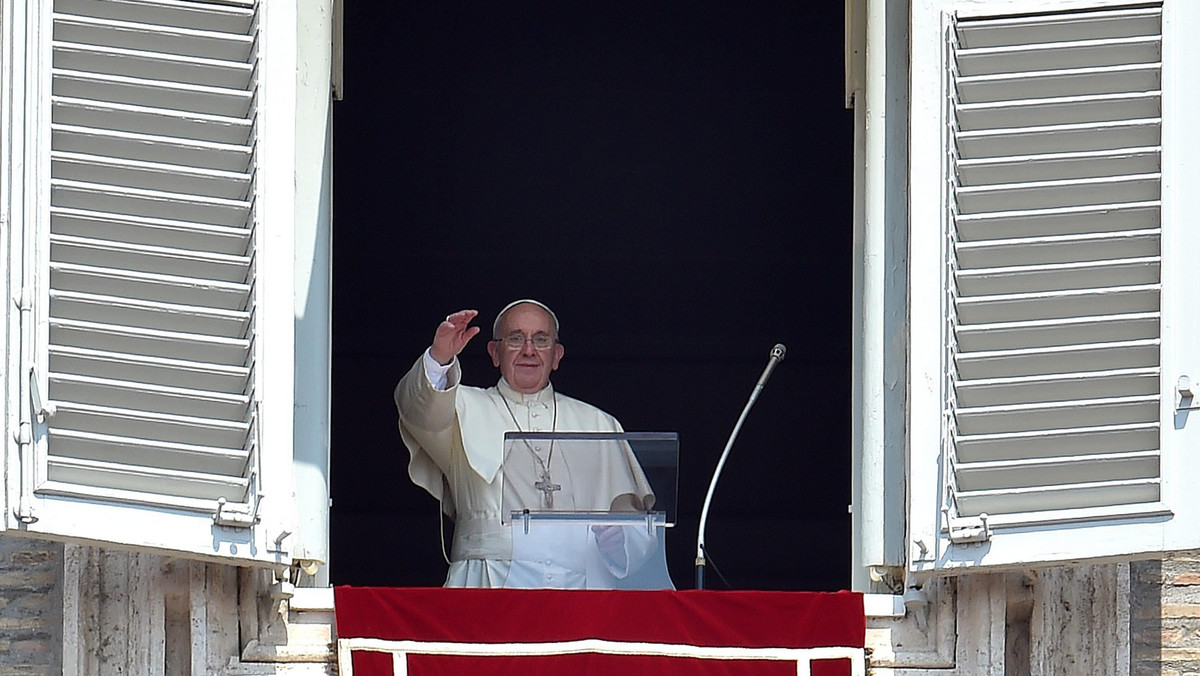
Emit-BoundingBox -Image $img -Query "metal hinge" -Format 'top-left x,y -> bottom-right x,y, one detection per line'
946,512 -> 991,544
212,496 -> 258,528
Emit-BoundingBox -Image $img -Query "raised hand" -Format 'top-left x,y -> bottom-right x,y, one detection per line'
430,309 -> 481,365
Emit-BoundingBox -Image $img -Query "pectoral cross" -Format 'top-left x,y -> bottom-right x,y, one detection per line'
535,472 -> 561,509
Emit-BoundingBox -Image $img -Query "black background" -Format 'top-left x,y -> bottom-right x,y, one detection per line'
330,1 -> 853,591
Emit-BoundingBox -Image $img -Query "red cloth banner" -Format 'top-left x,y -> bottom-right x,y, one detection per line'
334,587 -> 865,676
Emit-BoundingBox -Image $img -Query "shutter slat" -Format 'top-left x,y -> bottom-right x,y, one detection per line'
956,201 -> 1159,241
956,35 -> 1160,77
51,179 -> 251,226
52,69 -> 252,118
51,262 -> 249,308
46,428 -> 248,472
51,207 -> 251,255
58,0 -> 254,34
958,147 -> 1160,184
956,423 -> 1158,463
51,232 -> 251,278
956,119 -> 1159,158
51,401 -> 248,448
50,345 -> 249,393
36,481 -> 235,513
957,93 -> 1160,132
955,284 -> 1158,324
956,7 -> 1162,49
957,228 -> 1158,257
956,367 -> 1158,407
47,457 -> 249,501
50,263 -> 249,310
52,151 -> 251,200
54,41 -> 252,89
53,96 -> 251,145
955,450 -> 1158,491
53,124 -> 251,172
974,502 -> 1171,529
958,172 -> 1160,215
49,317 -> 251,350
956,257 -> 1158,295
53,14 -> 254,61
955,339 -> 1158,380
50,318 -> 250,365
50,290 -> 250,337
956,312 -> 1158,352
956,395 -> 1158,435
50,373 -> 248,420
957,63 -> 1161,103
955,480 -> 1159,515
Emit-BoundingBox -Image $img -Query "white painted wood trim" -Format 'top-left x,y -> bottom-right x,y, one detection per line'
864,593 -> 906,618
907,0 -> 951,575
255,0 -> 300,564
292,0 -> 334,576
854,0 -> 909,586
1156,0 -> 1200,554
0,0 -> 29,535
291,586 -> 334,611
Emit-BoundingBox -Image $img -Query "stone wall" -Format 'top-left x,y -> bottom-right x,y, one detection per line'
1028,564 -> 1129,675
0,535 -> 63,676
866,565 -> 1130,675
1131,552 -> 1200,676
61,545 -> 335,675
0,535 -> 335,675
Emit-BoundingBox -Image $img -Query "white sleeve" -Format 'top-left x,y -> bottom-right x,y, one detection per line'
422,348 -> 454,391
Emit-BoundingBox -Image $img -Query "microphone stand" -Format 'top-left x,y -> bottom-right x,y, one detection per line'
695,344 -> 786,589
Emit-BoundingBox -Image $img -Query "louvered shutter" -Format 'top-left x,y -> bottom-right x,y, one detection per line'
5,0 -> 296,565
908,0 -> 1200,572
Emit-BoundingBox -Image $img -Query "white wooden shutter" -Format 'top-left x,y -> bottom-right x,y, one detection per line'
5,0 -> 296,565
908,0 -> 1200,572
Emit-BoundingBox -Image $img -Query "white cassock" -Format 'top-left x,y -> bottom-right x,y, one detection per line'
394,353 -> 656,588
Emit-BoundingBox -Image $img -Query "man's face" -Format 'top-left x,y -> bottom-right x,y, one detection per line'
486,303 -> 564,394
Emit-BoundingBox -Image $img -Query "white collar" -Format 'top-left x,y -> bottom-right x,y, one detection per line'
496,377 -> 555,406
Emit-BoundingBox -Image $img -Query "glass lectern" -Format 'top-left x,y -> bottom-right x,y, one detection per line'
501,432 -> 678,590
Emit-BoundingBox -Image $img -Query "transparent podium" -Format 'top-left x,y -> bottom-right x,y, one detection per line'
501,432 -> 677,590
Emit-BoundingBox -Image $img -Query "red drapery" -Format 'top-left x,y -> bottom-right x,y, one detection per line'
334,587 -> 865,676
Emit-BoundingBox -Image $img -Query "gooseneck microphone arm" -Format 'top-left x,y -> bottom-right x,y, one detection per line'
695,343 -> 786,589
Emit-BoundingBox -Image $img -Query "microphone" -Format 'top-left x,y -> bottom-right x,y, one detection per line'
696,344 -> 788,589
754,343 -> 787,391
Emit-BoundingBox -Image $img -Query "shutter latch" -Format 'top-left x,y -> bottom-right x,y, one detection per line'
29,365 -> 56,422
946,512 -> 991,544
213,496 -> 258,528
1178,376 -> 1199,412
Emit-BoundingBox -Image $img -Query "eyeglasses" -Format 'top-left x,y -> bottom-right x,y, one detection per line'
495,333 -> 556,350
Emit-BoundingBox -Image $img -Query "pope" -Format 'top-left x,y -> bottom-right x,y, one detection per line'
394,299 -> 656,588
